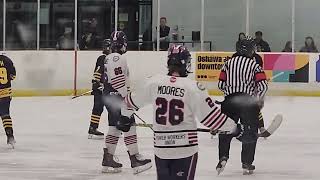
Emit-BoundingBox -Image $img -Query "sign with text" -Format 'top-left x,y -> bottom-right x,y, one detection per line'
195,52 -> 309,83
195,52 -> 232,81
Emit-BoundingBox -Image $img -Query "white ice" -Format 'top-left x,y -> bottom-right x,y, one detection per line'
0,96 -> 319,180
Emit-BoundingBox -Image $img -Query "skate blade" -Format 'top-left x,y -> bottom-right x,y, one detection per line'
101,166 -> 122,173
216,161 -> 227,175
88,134 -> 104,140
243,169 -> 254,175
8,143 -> 15,149
133,162 -> 152,174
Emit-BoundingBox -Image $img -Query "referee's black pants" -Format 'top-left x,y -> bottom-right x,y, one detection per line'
219,93 -> 260,165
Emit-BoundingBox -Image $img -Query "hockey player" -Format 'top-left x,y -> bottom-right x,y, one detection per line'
0,54 -> 16,148
101,31 -> 152,174
88,39 -> 111,139
120,45 -> 257,180
216,36 -> 268,175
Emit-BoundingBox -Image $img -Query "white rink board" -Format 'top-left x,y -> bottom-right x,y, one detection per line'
1,51 -> 320,95
0,96 -> 319,179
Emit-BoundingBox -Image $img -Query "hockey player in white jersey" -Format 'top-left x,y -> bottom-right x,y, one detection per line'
120,45 -> 257,180
101,31 -> 152,174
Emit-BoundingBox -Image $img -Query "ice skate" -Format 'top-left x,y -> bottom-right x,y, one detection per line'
7,135 -> 16,149
216,156 -> 228,175
242,163 -> 255,175
101,148 -> 122,173
88,126 -> 104,139
128,151 -> 152,174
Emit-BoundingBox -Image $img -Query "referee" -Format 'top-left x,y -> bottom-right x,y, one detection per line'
216,36 -> 268,175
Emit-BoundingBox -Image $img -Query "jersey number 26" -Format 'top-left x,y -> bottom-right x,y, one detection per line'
155,97 -> 184,126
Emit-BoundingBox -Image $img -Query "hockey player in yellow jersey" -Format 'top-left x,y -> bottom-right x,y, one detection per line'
0,54 -> 16,148
88,39 -> 111,139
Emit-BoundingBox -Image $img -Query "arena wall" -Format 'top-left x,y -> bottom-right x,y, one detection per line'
1,51 -> 320,97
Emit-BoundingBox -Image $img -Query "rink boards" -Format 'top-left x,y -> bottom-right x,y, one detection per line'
1,51 -> 320,97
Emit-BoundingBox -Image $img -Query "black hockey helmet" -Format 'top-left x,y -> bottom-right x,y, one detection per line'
167,44 -> 191,77
102,39 -> 111,54
237,35 -> 256,57
110,31 -> 128,54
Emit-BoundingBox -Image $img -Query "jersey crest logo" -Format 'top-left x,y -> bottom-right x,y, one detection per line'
170,76 -> 177,83
176,171 -> 184,176
113,56 -> 120,62
197,82 -> 206,91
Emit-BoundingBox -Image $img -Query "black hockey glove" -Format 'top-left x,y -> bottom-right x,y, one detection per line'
235,124 -> 258,144
92,81 -> 102,91
116,115 -> 135,132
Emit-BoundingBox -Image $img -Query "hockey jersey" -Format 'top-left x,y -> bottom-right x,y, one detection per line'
0,55 -> 16,99
103,53 -> 130,97
125,74 -> 237,159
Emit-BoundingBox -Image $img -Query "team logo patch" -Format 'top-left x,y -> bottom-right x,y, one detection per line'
170,76 -> 177,83
113,56 -> 120,62
197,82 -> 206,91
177,171 -> 184,177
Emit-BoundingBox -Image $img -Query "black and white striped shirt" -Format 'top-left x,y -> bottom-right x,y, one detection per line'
218,55 -> 268,98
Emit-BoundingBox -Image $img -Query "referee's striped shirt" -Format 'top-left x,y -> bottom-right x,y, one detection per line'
218,54 -> 268,98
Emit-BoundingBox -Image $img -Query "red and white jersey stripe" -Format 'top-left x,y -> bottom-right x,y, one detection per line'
104,53 -> 130,97
123,74 -> 237,159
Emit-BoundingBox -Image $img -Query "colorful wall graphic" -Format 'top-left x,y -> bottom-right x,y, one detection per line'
195,52 -> 310,83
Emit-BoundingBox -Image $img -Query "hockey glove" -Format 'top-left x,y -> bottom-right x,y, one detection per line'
116,115 -> 135,132
235,124 -> 258,144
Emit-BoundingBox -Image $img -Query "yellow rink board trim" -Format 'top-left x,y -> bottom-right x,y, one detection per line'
12,89 -> 91,97
10,89 -> 320,97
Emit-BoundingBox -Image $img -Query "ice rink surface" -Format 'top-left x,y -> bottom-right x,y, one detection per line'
0,96 -> 319,180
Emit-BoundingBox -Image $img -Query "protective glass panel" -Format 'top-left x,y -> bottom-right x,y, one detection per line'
6,0 -> 37,50
205,0 -> 246,51
249,0 -> 292,52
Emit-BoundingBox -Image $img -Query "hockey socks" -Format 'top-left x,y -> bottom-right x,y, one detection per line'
124,126 -> 139,155
90,114 -> 101,129
105,126 -> 121,155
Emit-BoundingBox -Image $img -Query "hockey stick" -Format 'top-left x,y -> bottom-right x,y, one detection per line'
133,113 -> 154,131
258,114 -> 283,137
71,87 -> 103,99
134,113 -> 215,133
71,90 -> 93,99
134,122 -> 216,133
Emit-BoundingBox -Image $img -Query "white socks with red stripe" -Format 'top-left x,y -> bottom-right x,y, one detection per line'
105,126 -> 139,156
105,126 -> 121,155
124,126 -> 139,155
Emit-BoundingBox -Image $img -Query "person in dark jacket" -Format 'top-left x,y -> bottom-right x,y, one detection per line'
282,41 -> 293,52
300,36 -> 318,53
236,32 -> 246,51
159,17 -> 170,51
254,31 -> 271,52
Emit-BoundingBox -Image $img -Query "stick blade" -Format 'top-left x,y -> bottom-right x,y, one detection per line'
259,114 -> 283,138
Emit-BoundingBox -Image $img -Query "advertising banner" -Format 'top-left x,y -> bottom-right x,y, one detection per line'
195,52 -> 310,83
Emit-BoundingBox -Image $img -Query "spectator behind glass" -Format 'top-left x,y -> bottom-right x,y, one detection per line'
79,18 -> 101,50
56,27 -> 74,50
300,36 -> 319,53
282,41 -> 293,52
255,31 -> 271,52
235,32 -> 246,51
159,17 -> 170,51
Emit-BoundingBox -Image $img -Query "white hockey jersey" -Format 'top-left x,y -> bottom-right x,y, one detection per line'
125,74 -> 237,159
103,52 -> 130,97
